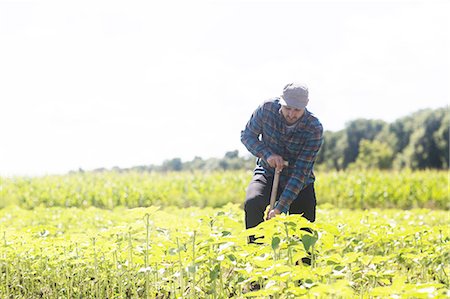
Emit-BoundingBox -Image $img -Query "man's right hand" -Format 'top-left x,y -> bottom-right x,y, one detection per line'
266,154 -> 286,172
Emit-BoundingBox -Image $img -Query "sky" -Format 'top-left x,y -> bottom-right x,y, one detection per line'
0,0 -> 448,176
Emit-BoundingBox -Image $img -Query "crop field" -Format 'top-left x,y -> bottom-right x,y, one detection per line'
0,170 -> 449,298
1,170 -> 448,210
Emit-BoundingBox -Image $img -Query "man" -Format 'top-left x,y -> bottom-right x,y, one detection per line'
241,82 -> 323,234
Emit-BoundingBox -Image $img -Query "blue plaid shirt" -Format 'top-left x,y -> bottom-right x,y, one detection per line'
241,98 -> 323,213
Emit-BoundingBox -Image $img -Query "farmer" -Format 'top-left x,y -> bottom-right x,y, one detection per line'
241,82 -> 323,236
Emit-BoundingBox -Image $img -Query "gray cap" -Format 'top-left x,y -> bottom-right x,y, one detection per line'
279,83 -> 309,109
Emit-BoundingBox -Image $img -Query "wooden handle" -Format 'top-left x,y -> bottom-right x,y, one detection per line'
269,171 -> 280,210
269,161 -> 288,210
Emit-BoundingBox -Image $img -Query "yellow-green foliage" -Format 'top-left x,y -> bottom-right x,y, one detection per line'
0,205 -> 448,298
0,171 -> 249,209
317,170 -> 449,209
1,170 -> 448,210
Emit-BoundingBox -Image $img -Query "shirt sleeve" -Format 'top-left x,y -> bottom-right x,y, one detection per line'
240,104 -> 273,161
275,122 -> 324,213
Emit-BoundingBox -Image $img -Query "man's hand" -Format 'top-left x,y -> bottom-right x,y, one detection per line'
267,154 -> 286,171
266,208 -> 281,220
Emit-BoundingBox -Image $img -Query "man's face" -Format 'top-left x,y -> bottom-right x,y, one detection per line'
280,105 -> 305,125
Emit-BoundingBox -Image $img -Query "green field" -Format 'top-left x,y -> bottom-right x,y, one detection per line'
1,170 -> 448,209
0,170 -> 449,298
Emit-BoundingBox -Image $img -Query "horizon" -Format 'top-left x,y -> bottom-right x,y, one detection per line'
3,105 -> 447,177
1,0 -> 449,176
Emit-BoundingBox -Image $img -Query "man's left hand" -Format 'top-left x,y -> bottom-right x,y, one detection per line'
267,208 -> 281,220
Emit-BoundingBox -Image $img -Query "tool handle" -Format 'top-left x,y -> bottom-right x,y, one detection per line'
269,161 -> 289,210
269,171 -> 280,210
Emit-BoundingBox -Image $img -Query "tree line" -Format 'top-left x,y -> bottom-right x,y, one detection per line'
90,107 -> 448,173
316,107 -> 448,170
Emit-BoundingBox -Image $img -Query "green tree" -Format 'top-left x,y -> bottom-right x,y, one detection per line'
184,156 -> 206,171
161,158 -> 183,171
349,139 -> 394,169
343,119 -> 387,168
316,130 -> 346,170
433,107 -> 449,168
394,108 -> 448,169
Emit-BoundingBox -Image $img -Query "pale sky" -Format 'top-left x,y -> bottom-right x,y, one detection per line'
0,0 -> 448,176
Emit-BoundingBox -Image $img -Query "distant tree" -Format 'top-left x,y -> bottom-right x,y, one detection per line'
343,119 -> 387,168
433,107 -> 449,168
349,139 -> 394,169
204,158 -> 221,171
224,150 -> 239,159
184,156 -> 206,171
394,108 -> 448,169
316,130 -> 346,170
374,127 -> 398,154
221,150 -> 253,170
389,117 -> 415,154
316,107 -> 447,170
161,158 -> 183,171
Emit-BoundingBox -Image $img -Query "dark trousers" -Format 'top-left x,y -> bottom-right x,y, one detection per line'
244,174 -> 316,229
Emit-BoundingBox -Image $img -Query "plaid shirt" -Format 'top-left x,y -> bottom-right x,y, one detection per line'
241,98 -> 323,213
